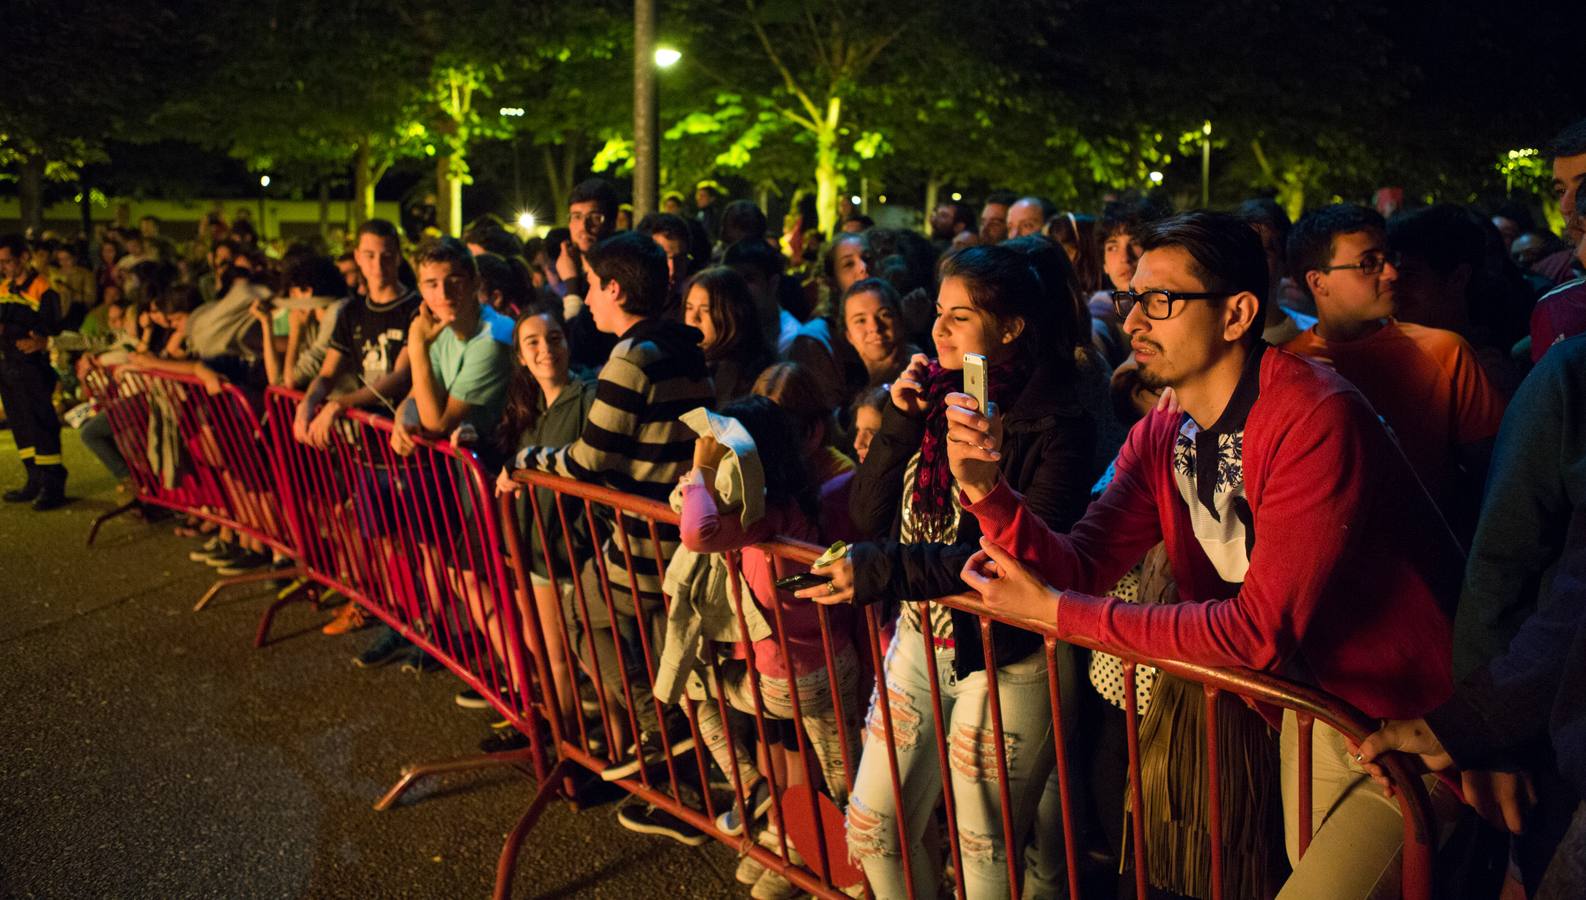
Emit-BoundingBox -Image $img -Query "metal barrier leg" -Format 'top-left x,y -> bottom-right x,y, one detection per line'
86,499 -> 140,546
193,566 -> 294,613
373,747 -> 542,812
253,569 -> 317,648
493,759 -> 575,900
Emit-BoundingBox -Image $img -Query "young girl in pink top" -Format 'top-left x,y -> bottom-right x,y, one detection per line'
679,395 -> 862,857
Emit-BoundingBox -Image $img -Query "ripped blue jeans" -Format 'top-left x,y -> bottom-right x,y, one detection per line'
845,616 -> 1058,900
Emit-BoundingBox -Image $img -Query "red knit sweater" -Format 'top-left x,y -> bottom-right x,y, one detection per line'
966,349 -> 1460,719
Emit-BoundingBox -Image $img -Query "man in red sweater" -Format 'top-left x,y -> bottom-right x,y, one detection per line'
946,211 -> 1461,898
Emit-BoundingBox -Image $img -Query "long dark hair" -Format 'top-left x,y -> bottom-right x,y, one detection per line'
495,305 -> 569,457
1048,212 -> 1103,292
685,266 -> 773,371
716,394 -> 818,522
937,243 -> 1068,372
1004,234 -> 1087,365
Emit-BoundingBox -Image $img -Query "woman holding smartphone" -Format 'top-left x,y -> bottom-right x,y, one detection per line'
798,244 -> 1096,899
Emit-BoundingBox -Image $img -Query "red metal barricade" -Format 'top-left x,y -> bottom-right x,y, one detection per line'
87,375 -> 1439,900
261,386 -> 554,845
85,364 -> 308,625
497,468 -> 1439,900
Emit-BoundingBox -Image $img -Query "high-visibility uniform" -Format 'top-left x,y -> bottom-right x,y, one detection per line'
1,269 -> 66,499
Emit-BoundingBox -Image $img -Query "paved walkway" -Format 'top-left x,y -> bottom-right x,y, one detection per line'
0,428 -> 740,899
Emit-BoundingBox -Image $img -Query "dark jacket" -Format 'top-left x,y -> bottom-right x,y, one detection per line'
848,357 -> 1097,678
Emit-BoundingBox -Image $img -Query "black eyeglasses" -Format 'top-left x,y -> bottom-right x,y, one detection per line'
1319,250 -> 1400,276
1111,289 -> 1230,320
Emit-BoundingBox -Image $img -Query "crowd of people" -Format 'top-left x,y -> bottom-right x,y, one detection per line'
2,114 -> 1585,900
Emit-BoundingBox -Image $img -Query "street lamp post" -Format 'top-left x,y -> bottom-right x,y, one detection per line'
1201,120 -> 1212,207
633,0 -> 659,219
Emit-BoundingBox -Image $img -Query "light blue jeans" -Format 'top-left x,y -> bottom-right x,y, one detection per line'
845,616 -> 1061,899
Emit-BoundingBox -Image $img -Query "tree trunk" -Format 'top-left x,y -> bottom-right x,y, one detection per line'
542,142 -> 578,221
922,172 -> 940,237
317,179 -> 331,239
353,136 -> 378,226
79,175 -> 93,239
18,152 -> 46,236
437,153 -> 463,236
813,97 -> 843,237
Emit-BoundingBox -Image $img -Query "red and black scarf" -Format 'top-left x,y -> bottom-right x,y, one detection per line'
909,358 -> 1025,527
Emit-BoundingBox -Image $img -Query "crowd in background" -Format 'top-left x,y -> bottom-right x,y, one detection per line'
2,114 -> 1585,900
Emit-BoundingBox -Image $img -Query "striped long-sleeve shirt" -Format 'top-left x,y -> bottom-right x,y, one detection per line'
514,317 -> 714,602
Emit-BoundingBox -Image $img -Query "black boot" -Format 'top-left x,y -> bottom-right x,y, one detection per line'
31,465 -> 67,511
3,460 -> 39,503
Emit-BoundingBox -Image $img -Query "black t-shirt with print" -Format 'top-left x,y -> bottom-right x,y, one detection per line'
328,289 -> 420,392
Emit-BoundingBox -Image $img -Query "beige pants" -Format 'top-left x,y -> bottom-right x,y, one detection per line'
1277,710 -> 1458,899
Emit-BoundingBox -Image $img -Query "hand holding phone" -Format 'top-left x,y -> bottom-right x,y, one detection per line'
963,352 -> 988,414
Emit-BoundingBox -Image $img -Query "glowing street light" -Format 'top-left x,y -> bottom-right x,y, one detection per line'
950,192 -> 962,201
1148,171 -> 1164,184
516,211 -> 536,231
499,106 -> 525,117
259,175 -> 271,188
654,47 -> 681,68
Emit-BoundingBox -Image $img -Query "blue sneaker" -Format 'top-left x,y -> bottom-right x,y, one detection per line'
352,626 -> 410,668
716,778 -> 773,836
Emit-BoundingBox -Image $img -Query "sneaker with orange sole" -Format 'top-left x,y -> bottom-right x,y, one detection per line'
322,603 -> 367,635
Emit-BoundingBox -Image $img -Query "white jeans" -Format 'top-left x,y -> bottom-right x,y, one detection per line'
845,618 -> 1060,900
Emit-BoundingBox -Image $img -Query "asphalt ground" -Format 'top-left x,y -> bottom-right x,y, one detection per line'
0,426 -> 741,899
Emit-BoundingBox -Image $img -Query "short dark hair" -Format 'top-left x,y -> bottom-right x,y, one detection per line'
838,276 -> 903,324
0,233 -> 27,257
462,224 -> 524,258
844,214 -> 876,231
569,177 -> 620,223
474,252 -> 532,310
1234,197 -> 1291,245
1286,204 -> 1384,291
636,212 -> 692,245
723,238 -> 784,280
984,190 -> 1017,208
585,231 -> 669,316
720,200 -> 768,247
1546,117 -> 1586,159
156,284 -> 204,316
284,254 -> 347,297
355,218 -> 401,249
1139,211 -> 1268,347
413,236 -> 477,277
1100,195 -> 1172,241
939,202 -> 976,231
1387,204 -> 1486,277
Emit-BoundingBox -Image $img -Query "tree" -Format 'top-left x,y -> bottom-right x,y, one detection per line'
0,0 -> 220,232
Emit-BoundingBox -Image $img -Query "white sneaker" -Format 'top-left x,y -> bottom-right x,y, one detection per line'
750,867 -> 803,900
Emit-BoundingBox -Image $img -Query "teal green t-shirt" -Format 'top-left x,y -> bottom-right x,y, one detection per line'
428,317 -> 512,446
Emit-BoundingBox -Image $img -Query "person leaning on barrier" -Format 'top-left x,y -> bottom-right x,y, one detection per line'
801,243 -> 1097,900
949,211 -> 1465,899
1360,332 -> 1586,895
1358,498 -> 1586,900
294,219 -> 418,450
505,230 -> 715,843
389,237 -> 511,459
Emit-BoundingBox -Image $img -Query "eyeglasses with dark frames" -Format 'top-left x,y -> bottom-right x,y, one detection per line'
1319,250 -> 1400,276
1111,289 -> 1231,321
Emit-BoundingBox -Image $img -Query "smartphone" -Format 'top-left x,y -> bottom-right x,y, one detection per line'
963,352 -> 988,413
774,571 -> 832,592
